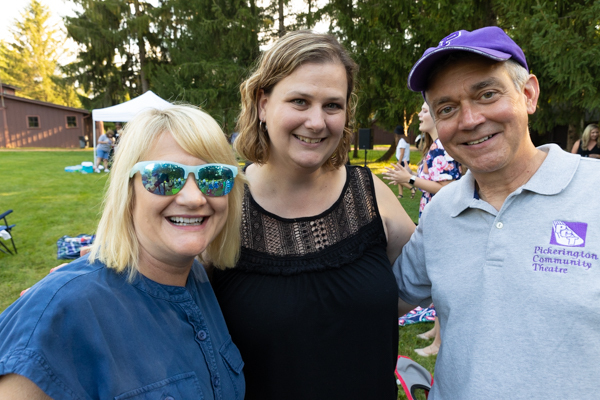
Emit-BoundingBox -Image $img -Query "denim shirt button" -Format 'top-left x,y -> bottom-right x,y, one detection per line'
213,376 -> 220,387
197,330 -> 207,340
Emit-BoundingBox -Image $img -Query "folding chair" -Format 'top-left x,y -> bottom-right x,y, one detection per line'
396,355 -> 433,400
0,209 -> 17,255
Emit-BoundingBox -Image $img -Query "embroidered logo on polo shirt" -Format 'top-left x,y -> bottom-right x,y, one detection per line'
531,221 -> 597,274
550,221 -> 586,247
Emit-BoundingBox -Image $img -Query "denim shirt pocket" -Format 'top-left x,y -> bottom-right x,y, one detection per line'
114,371 -> 203,400
219,338 -> 245,399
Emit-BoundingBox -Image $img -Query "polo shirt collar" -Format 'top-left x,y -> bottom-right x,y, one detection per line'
450,144 -> 579,217
523,144 -> 579,194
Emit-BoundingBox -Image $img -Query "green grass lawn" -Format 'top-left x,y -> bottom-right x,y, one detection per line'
350,146 -> 423,223
0,150 -> 108,309
0,148 -> 434,398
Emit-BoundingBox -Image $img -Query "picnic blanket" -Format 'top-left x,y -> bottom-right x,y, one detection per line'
399,306 -> 436,326
57,234 -> 95,259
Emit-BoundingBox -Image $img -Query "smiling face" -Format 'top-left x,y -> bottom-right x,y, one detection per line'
425,57 -> 539,176
132,132 -> 229,277
591,128 -> 599,142
258,62 -> 348,171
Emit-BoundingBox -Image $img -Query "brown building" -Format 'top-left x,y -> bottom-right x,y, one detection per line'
0,84 -> 92,148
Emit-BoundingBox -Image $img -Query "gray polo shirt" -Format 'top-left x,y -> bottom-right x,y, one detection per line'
395,144 -> 600,399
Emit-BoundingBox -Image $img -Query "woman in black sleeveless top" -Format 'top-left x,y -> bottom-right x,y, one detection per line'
212,31 -> 415,400
571,124 -> 600,158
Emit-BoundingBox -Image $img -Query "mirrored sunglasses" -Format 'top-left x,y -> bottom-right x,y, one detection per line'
129,161 -> 238,197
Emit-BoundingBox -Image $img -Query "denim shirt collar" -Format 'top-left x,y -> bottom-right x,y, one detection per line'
131,259 -> 208,302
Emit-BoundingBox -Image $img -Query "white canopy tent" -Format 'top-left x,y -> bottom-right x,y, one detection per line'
91,91 -> 172,163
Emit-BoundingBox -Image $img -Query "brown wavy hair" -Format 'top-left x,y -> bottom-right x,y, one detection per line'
234,30 -> 358,169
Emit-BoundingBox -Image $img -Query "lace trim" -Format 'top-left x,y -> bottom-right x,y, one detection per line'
236,166 -> 387,275
236,222 -> 386,275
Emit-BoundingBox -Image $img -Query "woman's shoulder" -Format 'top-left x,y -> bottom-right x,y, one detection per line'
0,258 -> 113,364
0,257 -> 119,335
346,164 -> 375,186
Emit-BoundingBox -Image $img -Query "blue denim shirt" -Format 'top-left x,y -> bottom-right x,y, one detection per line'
0,255 -> 245,400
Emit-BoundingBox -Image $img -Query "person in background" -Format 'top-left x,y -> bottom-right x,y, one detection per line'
571,123 -> 600,158
211,30 -> 415,400
113,122 -> 124,152
384,102 -> 461,219
95,129 -> 114,172
230,131 -> 239,145
415,133 -> 423,150
0,105 -> 246,399
394,125 -> 416,198
383,101 -> 461,357
395,26 -> 599,399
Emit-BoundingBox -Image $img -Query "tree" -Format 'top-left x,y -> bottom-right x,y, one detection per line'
64,0 -> 161,108
495,0 -> 600,149
150,0 -> 261,134
325,0 -> 499,161
0,0 -> 81,108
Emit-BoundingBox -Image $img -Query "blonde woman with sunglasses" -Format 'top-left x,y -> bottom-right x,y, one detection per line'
0,105 -> 246,399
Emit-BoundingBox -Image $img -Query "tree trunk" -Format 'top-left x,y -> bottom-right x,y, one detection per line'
134,0 -> 149,93
566,124 -> 578,152
278,0 -> 285,37
375,109 -> 416,162
375,133 -> 397,162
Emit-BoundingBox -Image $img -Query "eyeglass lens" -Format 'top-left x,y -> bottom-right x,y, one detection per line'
140,163 -> 234,197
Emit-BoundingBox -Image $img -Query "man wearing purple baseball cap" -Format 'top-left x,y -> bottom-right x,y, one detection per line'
393,26 -> 599,399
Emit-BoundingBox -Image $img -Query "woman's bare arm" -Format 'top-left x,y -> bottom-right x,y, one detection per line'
0,374 -> 52,400
372,173 -> 415,263
382,164 -> 452,195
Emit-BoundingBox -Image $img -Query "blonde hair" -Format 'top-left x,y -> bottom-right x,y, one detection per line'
581,123 -> 599,149
88,105 -> 246,278
235,30 -> 358,169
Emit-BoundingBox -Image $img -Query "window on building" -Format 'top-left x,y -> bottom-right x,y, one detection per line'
27,116 -> 40,129
66,116 -> 77,128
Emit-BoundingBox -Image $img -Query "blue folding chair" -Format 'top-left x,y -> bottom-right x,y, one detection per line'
0,209 -> 17,255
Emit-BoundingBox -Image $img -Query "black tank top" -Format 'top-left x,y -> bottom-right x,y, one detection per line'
213,165 -> 399,400
577,142 -> 600,157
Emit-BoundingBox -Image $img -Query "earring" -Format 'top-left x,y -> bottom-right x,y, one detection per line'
259,120 -> 267,133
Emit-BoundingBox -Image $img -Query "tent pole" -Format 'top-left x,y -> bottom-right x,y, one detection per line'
93,121 -> 96,166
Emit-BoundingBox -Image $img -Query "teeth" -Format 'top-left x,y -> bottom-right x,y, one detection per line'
295,135 -> 323,144
169,216 -> 204,225
467,135 -> 492,145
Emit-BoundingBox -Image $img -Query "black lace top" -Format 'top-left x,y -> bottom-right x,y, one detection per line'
213,165 -> 399,400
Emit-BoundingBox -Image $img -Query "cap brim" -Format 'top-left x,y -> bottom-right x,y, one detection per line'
408,46 -> 512,92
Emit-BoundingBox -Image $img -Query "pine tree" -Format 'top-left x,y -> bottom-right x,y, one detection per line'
326,0 -> 499,160
64,0 -> 160,108
150,0 -> 262,133
0,0 -> 82,107
495,0 -> 600,149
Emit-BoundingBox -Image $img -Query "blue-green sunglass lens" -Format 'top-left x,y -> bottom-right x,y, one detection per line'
197,166 -> 234,197
141,163 -> 186,195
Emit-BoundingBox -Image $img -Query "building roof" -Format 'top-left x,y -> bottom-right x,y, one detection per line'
2,93 -> 90,115
1,83 -> 20,91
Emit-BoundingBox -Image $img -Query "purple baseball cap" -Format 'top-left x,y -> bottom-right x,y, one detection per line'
407,26 -> 528,92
